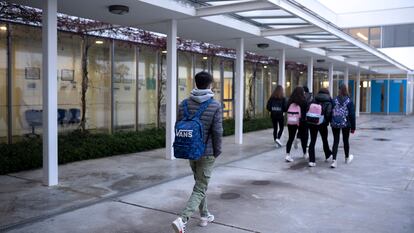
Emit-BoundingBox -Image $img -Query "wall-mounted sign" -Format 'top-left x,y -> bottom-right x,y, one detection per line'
25,67 -> 40,80
61,69 -> 74,81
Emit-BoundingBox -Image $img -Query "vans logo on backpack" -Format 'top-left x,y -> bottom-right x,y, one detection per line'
175,129 -> 193,138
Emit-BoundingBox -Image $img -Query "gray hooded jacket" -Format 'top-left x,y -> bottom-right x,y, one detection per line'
177,89 -> 223,157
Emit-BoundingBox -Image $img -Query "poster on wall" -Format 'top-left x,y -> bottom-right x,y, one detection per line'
25,67 -> 40,80
61,69 -> 74,81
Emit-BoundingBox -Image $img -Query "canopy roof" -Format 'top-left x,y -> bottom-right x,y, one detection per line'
9,0 -> 413,74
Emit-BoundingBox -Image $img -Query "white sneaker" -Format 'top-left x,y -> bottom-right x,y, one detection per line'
199,214 -> 214,227
330,160 -> 337,168
285,154 -> 294,162
303,152 -> 309,160
294,139 -> 299,149
325,155 -> 332,163
172,217 -> 186,233
275,139 -> 283,147
346,154 -> 354,164
308,162 -> 316,167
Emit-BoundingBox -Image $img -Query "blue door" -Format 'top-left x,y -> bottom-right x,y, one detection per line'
371,80 -> 388,113
389,80 -> 407,113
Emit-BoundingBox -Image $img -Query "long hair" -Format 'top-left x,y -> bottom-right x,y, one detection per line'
271,85 -> 284,99
339,84 -> 349,97
288,86 -> 306,106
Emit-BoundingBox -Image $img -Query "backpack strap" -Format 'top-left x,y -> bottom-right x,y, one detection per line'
191,98 -> 213,120
182,99 -> 190,119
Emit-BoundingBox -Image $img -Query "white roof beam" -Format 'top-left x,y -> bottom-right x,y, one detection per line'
266,0 -> 411,71
370,65 -> 396,69
326,50 -> 368,56
261,26 -> 322,37
326,51 -> 368,56
361,62 -> 390,66
345,57 -> 381,62
196,0 -> 275,17
300,41 -> 349,48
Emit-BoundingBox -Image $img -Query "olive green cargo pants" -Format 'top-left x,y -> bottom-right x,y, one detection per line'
180,155 -> 215,222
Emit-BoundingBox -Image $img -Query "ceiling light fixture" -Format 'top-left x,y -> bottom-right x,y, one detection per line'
162,50 -> 167,54
202,56 -> 208,60
108,5 -> 129,15
0,26 -> 7,31
257,43 -> 269,49
263,65 -> 268,69
356,32 -> 368,41
95,40 -> 104,44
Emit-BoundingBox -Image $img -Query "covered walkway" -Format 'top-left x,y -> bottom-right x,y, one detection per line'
1,115 -> 414,232
7,0 -> 413,186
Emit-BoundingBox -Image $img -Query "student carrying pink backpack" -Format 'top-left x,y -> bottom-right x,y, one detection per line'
306,103 -> 324,125
285,87 -> 308,163
287,103 -> 301,126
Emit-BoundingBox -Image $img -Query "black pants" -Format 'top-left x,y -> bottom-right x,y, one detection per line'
332,127 -> 350,160
271,117 -> 284,141
308,124 -> 332,163
286,124 -> 308,154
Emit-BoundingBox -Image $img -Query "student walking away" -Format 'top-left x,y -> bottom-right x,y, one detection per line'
306,88 -> 333,167
330,84 -> 356,168
285,86 -> 308,162
172,71 -> 223,232
294,86 -> 312,149
266,85 -> 287,148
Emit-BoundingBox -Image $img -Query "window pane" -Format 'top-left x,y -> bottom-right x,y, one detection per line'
244,62 -> 254,118
87,38 -> 111,133
223,59 -> 233,119
178,52 -> 193,103
138,46 -> 158,129
255,65 -> 264,117
57,32 -> 82,133
211,57 -> 221,103
113,41 -> 136,131
0,25 -> 6,142
159,54 -> 166,126
195,54 -> 208,74
383,24 -> 414,47
348,28 -> 369,44
12,25 -> 43,137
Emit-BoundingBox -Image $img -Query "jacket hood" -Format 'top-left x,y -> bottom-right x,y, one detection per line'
190,89 -> 215,103
315,93 -> 331,103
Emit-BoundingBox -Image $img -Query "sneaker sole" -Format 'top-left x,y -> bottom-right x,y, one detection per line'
171,223 -> 181,233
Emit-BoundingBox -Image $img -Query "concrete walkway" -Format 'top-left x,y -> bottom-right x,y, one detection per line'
1,115 -> 413,233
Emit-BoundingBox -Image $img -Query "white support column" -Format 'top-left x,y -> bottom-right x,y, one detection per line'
328,63 -> 334,96
307,56 -> 313,93
356,70 -> 361,117
344,67 -> 349,87
165,19 -> 177,160
42,0 -> 58,186
278,49 -> 285,88
235,38 -> 244,145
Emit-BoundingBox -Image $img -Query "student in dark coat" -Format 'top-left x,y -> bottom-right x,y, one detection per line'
306,88 -> 333,167
285,86 -> 308,162
266,85 -> 287,147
